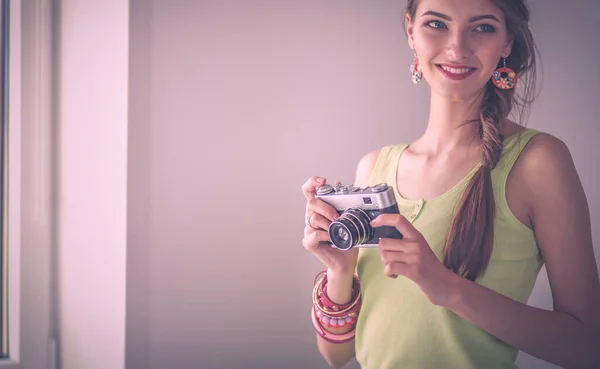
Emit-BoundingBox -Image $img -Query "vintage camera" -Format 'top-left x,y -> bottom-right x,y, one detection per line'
315,182 -> 403,251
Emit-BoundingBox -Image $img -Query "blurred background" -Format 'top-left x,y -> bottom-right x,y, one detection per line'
11,0 -> 600,368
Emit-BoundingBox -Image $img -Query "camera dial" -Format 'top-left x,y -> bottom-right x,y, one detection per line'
316,184 -> 334,195
334,184 -> 350,194
372,183 -> 389,193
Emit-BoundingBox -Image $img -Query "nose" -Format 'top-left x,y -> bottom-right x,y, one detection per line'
446,31 -> 472,61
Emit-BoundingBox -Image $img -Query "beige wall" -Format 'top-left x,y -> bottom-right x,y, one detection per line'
123,1 -> 600,369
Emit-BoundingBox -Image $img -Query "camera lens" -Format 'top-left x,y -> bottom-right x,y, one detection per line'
328,208 -> 373,250
336,228 -> 350,242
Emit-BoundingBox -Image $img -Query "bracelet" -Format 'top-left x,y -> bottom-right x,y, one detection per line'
312,271 -> 361,318
314,306 -> 357,328
311,270 -> 361,342
311,307 -> 356,344
314,287 -> 361,322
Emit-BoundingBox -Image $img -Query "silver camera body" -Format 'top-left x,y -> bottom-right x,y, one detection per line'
315,183 -> 403,250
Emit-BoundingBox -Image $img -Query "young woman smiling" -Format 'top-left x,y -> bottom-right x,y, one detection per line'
301,0 -> 600,368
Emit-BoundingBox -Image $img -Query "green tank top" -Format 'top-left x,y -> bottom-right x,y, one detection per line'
355,128 -> 544,369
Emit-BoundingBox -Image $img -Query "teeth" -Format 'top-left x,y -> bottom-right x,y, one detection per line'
441,66 -> 472,74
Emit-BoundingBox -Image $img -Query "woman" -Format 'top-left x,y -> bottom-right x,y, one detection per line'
301,0 -> 600,368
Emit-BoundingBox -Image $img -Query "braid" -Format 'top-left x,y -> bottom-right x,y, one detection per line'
442,79 -> 513,281
480,82 -> 510,170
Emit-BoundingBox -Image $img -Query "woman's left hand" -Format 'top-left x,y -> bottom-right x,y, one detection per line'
370,213 -> 458,307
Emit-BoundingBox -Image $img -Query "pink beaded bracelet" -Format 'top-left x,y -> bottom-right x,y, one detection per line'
311,307 -> 356,344
314,306 -> 357,328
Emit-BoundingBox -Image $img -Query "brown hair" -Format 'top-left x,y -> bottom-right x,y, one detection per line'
404,0 -> 539,281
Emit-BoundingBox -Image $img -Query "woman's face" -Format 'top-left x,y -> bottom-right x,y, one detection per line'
406,0 -> 514,102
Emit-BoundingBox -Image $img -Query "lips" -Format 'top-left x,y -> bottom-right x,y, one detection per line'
436,64 -> 477,80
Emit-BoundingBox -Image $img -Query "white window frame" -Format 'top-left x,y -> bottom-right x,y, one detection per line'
1,0 -> 55,368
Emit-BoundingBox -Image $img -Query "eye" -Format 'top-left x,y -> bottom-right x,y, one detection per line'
475,24 -> 496,33
426,20 -> 447,30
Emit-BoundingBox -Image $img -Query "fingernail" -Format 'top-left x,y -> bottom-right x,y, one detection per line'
316,177 -> 324,183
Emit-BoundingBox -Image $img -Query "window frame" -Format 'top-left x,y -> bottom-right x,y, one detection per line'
0,0 -> 54,368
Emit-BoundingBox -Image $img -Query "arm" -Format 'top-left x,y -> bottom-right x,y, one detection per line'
316,149 -> 380,369
444,134 -> 600,368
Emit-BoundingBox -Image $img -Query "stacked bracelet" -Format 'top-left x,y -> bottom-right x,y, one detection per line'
311,270 -> 361,344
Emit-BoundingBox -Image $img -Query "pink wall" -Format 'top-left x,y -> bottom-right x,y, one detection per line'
125,1 -> 599,369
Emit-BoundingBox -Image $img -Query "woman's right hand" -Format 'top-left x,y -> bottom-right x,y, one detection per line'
301,176 -> 359,276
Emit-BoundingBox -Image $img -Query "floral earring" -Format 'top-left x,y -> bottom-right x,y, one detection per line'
410,53 -> 423,84
492,57 -> 517,90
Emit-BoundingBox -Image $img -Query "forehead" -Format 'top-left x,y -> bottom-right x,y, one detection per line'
415,0 -> 505,20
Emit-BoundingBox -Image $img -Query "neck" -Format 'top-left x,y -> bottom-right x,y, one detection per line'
416,91 -> 484,155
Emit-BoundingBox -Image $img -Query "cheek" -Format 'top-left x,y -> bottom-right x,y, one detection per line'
473,37 -> 506,62
480,52 -> 503,73
413,31 -> 444,58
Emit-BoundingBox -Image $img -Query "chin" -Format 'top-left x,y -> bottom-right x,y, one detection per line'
432,83 -> 486,104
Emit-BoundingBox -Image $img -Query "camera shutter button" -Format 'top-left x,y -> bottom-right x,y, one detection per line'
337,186 -> 349,194
372,183 -> 388,193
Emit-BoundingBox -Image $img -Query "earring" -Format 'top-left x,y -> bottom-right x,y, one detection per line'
492,57 -> 517,90
410,53 -> 423,84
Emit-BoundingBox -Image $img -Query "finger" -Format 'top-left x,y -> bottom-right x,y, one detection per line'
379,249 -> 419,265
370,213 -> 420,239
377,237 -> 412,252
302,230 -> 331,252
379,248 -> 400,264
301,176 -> 327,201
310,241 -> 349,272
384,262 -> 412,279
304,218 -> 318,236
306,198 -> 340,223
303,214 -> 327,236
305,213 -> 331,232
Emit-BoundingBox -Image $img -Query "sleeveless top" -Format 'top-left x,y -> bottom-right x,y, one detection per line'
354,128 -> 544,369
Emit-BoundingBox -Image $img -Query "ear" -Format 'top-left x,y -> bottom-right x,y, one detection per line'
406,13 -> 415,50
502,39 -> 514,59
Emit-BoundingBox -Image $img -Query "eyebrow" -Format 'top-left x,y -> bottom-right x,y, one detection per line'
421,11 -> 501,23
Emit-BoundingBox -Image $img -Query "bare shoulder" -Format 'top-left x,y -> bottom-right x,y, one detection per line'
354,149 -> 382,188
516,132 -> 580,200
507,131 -> 581,229
518,131 -> 581,208
519,131 -> 573,166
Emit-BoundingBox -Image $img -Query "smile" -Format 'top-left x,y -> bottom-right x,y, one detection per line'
436,64 -> 477,80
